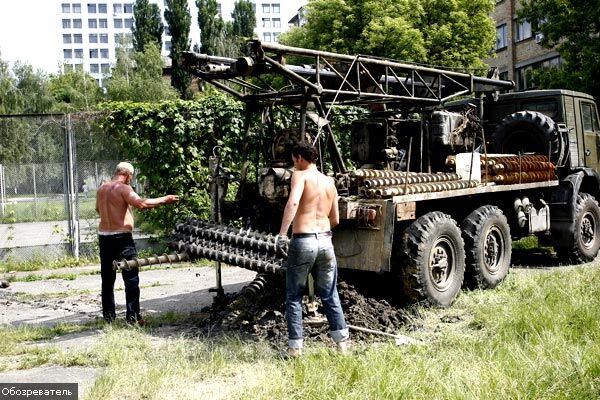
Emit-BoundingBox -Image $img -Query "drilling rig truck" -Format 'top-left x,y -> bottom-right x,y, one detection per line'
121,41 -> 600,307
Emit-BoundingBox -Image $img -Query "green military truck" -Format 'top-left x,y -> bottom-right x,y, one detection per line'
166,41 -> 600,307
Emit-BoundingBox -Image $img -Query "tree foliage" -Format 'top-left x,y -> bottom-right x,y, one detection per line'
518,0 -> 600,99
231,0 -> 255,38
280,0 -> 495,70
105,42 -> 178,101
132,0 -> 164,53
47,68 -> 104,112
164,0 -> 192,98
196,0 -> 224,55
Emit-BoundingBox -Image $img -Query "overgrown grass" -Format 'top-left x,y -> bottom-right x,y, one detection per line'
0,322 -> 101,371
0,255 -> 99,273
93,263 -> 600,400
0,197 -> 97,223
2,263 -> 600,399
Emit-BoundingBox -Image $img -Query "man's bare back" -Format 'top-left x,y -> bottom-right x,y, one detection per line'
96,166 -> 179,233
279,155 -> 339,236
292,167 -> 338,233
96,181 -> 138,233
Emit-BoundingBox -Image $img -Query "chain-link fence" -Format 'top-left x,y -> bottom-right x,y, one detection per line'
0,113 -> 132,262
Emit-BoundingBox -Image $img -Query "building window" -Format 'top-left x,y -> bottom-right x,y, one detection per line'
515,20 -> 532,42
114,18 -> 123,28
87,3 -> 96,13
98,3 -> 107,13
262,3 -> 270,13
99,18 -> 108,28
273,18 -> 280,28
64,64 -> 74,72
90,49 -> 99,58
217,3 -> 221,15
90,64 -> 100,73
272,3 -> 280,14
63,34 -> 72,44
124,18 -> 133,28
62,19 -> 71,28
100,48 -> 109,58
73,19 -> 82,28
72,3 -> 81,13
99,33 -> 108,43
101,63 -> 110,74
124,3 -> 133,13
63,49 -> 73,58
273,32 -> 279,42
74,48 -> 83,58
113,4 -> 122,14
165,41 -> 172,52
88,19 -> 97,28
61,3 -> 70,13
263,32 -> 271,42
74,34 -> 83,43
496,24 -> 507,50
89,34 -> 98,43
262,18 -> 270,28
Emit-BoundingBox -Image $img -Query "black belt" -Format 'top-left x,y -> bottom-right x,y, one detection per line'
292,231 -> 332,238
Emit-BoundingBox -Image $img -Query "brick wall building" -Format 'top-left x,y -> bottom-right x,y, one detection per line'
487,0 -> 561,91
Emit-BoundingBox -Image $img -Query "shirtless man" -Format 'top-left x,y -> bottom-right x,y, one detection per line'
277,143 -> 349,357
96,161 -> 179,323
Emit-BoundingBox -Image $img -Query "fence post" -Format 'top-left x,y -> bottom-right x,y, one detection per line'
0,164 -> 5,217
64,114 -> 79,259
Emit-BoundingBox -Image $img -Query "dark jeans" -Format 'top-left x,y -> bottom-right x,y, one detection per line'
99,233 -> 140,322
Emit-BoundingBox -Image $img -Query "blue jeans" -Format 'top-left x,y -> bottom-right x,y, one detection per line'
286,232 -> 349,349
99,233 -> 140,322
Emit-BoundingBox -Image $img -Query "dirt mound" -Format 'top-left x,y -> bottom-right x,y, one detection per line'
193,271 -> 414,345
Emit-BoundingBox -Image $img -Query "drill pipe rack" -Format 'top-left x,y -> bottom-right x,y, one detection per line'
112,219 -> 288,275
169,218 -> 288,275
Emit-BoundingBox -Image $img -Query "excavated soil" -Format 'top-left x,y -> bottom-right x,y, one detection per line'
191,270 -> 416,346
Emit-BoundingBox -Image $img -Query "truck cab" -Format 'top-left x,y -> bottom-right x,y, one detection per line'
484,90 -> 600,172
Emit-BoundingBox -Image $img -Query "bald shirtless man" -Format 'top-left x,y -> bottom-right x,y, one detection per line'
277,143 -> 349,357
96,161 -> 179,323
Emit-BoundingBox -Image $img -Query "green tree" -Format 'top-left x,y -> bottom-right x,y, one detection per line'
106,42 -> 178,101
48,67 -> 104,112
0,59 -> 24,114
13,63 -> 55,113
132,0 -> 164,53
518,0 -> 600,99
280,0 -> 495,70
164,0 -> 192,98
196,0 -> 225,55
231,0 -> 255,38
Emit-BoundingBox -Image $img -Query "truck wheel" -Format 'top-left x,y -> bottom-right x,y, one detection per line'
490,111 -> 567,167
401,212 -> 465,306
556,193 -> 600,263
461,206 -> 511,289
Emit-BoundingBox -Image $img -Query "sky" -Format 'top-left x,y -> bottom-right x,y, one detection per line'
0,0 -> 63,74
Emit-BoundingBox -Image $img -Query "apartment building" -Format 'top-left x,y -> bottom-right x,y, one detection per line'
218,1 -> 306,43
488,0 -> 561,91
57,0 -> 305,85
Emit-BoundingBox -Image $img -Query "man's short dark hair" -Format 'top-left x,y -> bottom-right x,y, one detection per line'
292,142 -> 318,163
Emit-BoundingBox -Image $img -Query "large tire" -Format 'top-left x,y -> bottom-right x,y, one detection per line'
400,212 -> 465,307
556,193 -> 600,263
461,206 -> 511,289
490,111 -> 568,167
